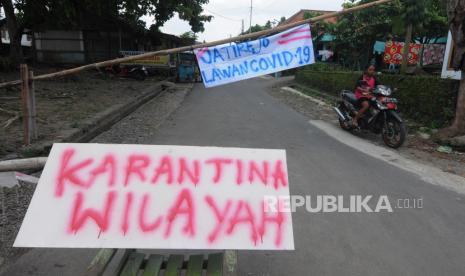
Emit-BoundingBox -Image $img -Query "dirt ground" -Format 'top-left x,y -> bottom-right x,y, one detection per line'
268,81 -> 465,178
0,83 -> 190,272
0,68 -> 165,159
0,181 -> 36,270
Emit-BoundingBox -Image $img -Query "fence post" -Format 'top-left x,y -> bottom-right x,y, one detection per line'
20,64 -> 31,145
28,70 -> 38,140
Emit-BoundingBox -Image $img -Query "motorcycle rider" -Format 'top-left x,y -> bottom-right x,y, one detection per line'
352,64 -> 379,126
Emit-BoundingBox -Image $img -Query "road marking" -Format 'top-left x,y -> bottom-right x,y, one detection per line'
310,120 -> 465,195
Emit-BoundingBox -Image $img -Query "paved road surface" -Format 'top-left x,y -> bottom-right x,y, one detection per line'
4,78 -> 465,275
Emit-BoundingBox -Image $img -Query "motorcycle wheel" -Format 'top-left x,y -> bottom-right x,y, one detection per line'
339,118 -> 352,131
382,118 -> 406,148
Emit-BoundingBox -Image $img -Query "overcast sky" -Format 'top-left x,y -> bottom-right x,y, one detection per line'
147,0 -> 346,42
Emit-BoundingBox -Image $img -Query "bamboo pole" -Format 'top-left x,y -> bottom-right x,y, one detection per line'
0,79 -> 21,89
0,0 -> 393,89
0,157 -> 48,172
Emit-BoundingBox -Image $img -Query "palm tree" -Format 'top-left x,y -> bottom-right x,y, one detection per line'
399,0 -> 426,74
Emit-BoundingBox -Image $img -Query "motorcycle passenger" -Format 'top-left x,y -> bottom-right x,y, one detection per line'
353,64 -> 379,126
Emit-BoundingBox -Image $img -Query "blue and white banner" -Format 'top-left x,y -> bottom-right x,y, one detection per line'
194,24 -> 315,88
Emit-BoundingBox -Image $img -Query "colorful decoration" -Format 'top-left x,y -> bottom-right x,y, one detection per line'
422,44 -> 446,66
383,41 -> 422,65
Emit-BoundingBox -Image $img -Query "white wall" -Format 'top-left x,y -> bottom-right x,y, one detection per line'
0,27 -> 32,47
34,30 -> 85,64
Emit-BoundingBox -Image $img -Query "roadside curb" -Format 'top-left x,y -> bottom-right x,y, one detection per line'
21,80 -> 171,157
310,120 -> 465,195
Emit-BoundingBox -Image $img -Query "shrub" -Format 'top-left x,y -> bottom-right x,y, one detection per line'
295,70 -> 459,128
0,56 -> 13,72
302,62 -> 351,72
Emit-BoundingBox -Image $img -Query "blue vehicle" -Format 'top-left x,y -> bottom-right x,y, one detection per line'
176,52 -> 201,83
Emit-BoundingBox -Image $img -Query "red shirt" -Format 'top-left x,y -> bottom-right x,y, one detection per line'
355,75 -> 376,99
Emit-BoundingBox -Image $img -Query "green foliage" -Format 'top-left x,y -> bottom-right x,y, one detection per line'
330,0 -> 398,69
420,0 -> 448,41
391,0 -> 447,40
242,21 -> 272,34
304,62 -> 351,72
401,0 -> 426,26
326,0 -> 448,69
179,31 -> 197,41
10,0 -> 213,33
295,69 -> 459,127
303,11 -> 331,39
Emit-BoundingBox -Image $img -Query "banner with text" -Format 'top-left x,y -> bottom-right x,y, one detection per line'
14,143 -> 294,250
195,24 -> 315,88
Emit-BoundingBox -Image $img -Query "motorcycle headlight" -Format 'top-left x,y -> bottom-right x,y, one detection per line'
375,85 -> 392,96
382,88 -> 392,96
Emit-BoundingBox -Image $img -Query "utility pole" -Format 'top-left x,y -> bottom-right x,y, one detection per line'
241,19 -> 244,34
249,0 -> 253,34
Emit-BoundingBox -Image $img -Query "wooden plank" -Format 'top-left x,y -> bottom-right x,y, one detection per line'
84,248 -> 117,276
186,255 -> 204,276
28,70 -> 38,140
115,249 -> 135,276
165,255 -> 184,276
119,252 -> 145,276
20,64 -> 31,145
206,253 -> 224,276
141,254 -> 163,276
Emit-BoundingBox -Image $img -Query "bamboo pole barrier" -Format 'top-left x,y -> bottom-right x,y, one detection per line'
0,157 -> 48,172
0,79 -> 21,89
0,0 -> 393,89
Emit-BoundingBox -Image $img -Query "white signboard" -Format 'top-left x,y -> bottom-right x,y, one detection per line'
442,31 -> 462,80
14,143 -> 294,250
195,24 -> 315,88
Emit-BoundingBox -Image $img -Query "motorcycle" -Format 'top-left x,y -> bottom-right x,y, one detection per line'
104,64 -> 148,81
334,85 -> 406,148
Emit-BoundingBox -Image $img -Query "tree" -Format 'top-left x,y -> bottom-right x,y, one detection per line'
303,11 -> 330,39
0,0 -> 23,65
0,0 -> 213,66
327,0 -> 446,70
331,0 -> 397,70
420,0 -> 448,43
242,21 -> 272,35
399,0 -> 426,74
180,31 -> 197,44
439,0 -> 465,137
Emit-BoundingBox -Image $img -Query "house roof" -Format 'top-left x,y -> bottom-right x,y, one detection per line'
282,9 -> 338,25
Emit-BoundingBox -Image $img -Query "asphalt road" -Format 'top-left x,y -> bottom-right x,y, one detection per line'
5,78 -> 465,275
146,78 -> 465,275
